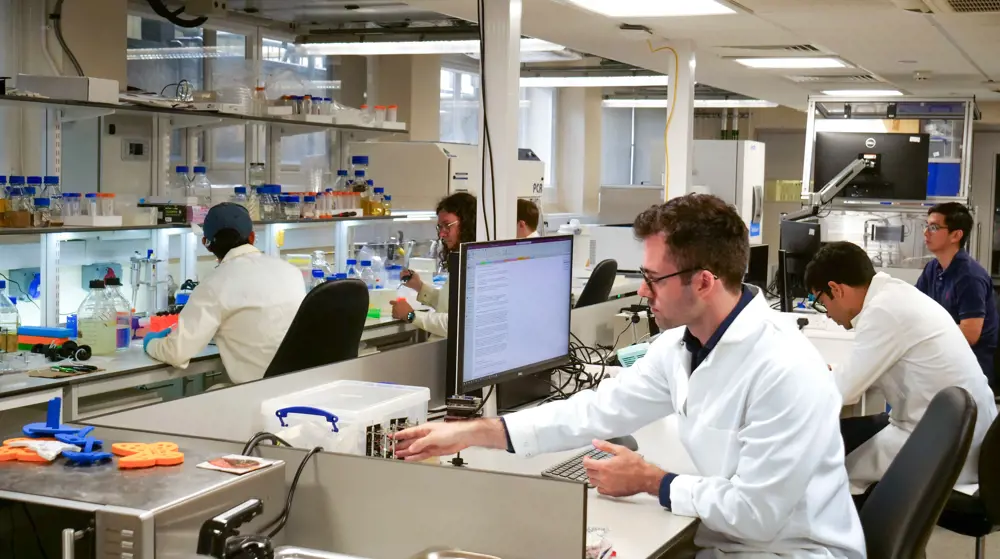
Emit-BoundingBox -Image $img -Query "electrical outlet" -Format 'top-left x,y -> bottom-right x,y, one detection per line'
81,263 -> 123,289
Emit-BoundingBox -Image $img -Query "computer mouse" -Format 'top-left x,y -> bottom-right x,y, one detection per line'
606,435 -> 638,452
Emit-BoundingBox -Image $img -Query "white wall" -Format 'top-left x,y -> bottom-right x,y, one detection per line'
554,87 -> 601,214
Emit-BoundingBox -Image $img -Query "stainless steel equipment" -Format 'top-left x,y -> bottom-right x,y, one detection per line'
0,441 -> 285,558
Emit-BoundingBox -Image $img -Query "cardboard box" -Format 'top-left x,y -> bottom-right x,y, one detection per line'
16,74 -> 119,104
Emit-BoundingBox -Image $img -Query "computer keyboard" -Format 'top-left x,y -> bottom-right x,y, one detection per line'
541,447 -> 612,486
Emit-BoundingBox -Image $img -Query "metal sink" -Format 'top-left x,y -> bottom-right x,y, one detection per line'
408,549 -> 502,559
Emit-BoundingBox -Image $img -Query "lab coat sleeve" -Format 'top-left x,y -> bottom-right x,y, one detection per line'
417,282 -> 442,310
668,364 -> 844,543
145,283 -> 222,368
502,339 -> 675,457
411,310 -> 449,338
836,306 -> 908,405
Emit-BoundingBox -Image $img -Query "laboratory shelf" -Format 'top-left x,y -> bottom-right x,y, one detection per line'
0,95 -> 408,136
0,215 -> 399,236
253,215 -> 396,226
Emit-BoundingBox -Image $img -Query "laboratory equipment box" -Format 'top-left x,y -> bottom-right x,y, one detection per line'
691,140 -> 765,245
260,380 -> 430,456
0,439 -> 286,558
16,74 -> 120,104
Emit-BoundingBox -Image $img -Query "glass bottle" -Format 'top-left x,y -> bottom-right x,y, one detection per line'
76,280 -> 117,356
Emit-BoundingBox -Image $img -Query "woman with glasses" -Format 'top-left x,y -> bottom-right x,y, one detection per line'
390,192 -> 477,336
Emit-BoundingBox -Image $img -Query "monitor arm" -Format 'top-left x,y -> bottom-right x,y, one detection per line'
783,158 -> 875,222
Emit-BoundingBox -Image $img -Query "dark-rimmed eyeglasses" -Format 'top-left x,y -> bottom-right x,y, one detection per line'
638,267 -> 715,291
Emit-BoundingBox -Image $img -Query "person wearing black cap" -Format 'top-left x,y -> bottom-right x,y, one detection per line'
143,203 -> 306,384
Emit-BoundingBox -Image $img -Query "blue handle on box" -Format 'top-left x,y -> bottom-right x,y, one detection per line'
275,406 -> 339,432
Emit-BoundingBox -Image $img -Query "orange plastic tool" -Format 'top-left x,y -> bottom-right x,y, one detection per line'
0,437 -> 58,463
112,442 -> 184,469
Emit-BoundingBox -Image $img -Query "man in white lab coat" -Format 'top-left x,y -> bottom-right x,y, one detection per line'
394,194 -> 865,558
144,203 -> 306,384
805,241 -> 997,495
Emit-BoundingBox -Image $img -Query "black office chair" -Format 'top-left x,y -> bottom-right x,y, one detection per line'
575,259 -> 618,309
936,414 -> 1000,559
859,387 -> 977,559
263,278 -> 369,378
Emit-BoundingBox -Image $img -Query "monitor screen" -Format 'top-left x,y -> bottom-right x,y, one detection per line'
745,244 -> 769,290
780,220 -> 821,299
813,131 -> 930,200
456,236 -> 573,392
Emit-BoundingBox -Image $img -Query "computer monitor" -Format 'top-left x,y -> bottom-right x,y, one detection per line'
813,131 -> 930,200
745,244 -> 769,291
455,235 -> 573,393
779,220 -> 821,299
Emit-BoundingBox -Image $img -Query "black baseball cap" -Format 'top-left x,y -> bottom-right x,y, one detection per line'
202,202 -> 253,243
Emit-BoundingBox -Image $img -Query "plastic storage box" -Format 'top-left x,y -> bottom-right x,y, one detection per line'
260,380 -> 430,457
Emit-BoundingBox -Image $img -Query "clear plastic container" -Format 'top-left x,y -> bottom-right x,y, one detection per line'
386,104 -> 398,122
171,166 -> 191,199
359,260 -> 376,290
32,197 -> 51,227
374,105 -> 386,124
76,279 -> 117,356
346,259 -> 360,280
350,156 -> 369,179
104,277 -> 133,351
259,379 -> 430,456
283,195 -> 301,220
62,192 -> 81,217
302,95 -> 313,116
0,279 -> 20,357
99,193 -> 115,216
302,195 -> 317,219
387,264 -> 402,287
333,170 -> 349,192
83,193 -> 98,216
252,86 -> 268,117
42,176 -> 61,198
232,186 -> 248,207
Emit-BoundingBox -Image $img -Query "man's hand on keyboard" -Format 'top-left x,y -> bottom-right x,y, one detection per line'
582,439 -> 668,498
393,419 -> 507,461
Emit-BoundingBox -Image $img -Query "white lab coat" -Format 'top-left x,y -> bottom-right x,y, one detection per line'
504,290 -> 865,558
526,229 -> 541,238
146,244 -> 306,384
839,272 -> 997,493
413,278 -> 449,338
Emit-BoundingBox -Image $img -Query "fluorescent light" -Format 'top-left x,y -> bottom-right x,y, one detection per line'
521,75 -> 668,88
734,57 -> 847,69
821,89 -> 904,97
566,0 -> 735,17
602,99 -> 779,108
296,38 -> 564,56
127,45 -> 244,60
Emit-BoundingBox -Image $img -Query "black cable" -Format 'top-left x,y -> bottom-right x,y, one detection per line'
261,446 -> 323,539
0,272 -> 40,310
50,0 -> 83,77
472,384 -> 495,415
21,504 -> 49,559
476,0 -> 498,240
145,0 -> 208,28
242,431 -> 291,455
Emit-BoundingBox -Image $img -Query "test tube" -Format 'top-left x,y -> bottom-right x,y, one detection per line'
84,193 -> 98,216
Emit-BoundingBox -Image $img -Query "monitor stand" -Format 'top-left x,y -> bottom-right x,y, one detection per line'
496,373 -> 553,412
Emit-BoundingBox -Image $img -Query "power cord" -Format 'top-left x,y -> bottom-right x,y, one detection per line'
0,272 -> 39,310
471,384 -> 495,416
50,0 -> 83,77
260,446 -> 323,539
242,431 -> 291,455
476,0 -> 498,240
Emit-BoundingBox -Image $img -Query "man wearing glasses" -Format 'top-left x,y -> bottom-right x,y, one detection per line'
915,202 -> 998,384
804,241 -> 996,498
393,195 -> 865,558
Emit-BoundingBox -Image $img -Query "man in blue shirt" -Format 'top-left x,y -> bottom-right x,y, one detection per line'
916,202 -> 998,384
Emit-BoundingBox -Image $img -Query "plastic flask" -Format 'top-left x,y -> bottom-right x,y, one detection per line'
76,280 -> 117,356
346,259 -> 360,280
0,280 -> 20,356
104,277 -> 133,351
359,260 -> 376,289
311,269 -> 325,290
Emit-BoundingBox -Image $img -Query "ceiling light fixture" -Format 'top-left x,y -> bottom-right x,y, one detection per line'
295,38 -> 564,56
521,75 -> 668,88
566,0 -> 736,17
602,98 -> 778,108
821,89 -> 904,97
733,57 -> 848,69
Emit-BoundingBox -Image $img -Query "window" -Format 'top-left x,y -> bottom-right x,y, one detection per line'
601,106 -> 667,186
439,68 -> 481,144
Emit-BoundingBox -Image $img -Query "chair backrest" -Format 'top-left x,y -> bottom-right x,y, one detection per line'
860,386 -> 978,559
263,278 -> 369,379
976,414 -> 1000,524
575,259 -> 618,309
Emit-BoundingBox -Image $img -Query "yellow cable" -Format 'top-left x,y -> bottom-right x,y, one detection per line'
647,40 -> 679,199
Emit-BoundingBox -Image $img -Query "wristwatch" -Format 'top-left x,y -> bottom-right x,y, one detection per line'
406,311 -> 416,323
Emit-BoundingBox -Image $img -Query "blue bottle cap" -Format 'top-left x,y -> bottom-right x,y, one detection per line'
326,276 -> 337,282
176,166 -> 189,173
354,170 -> 366,177
24,187 -> 36,195
26,176 -> 42,185
336,273 -> 347,280
351,155 -> 369,165
234,186 -> 247,194
384,195 -> 391,201
347,259 -> 357,265
85,193 -> 98,198
194,166 -> 207,173
305,196 -> 316,202
337,170 -> 348,176
63,192 -> 81,198
287,195 -> 300,202
374,187 -> 384,193
44,176 -> 59,185
0,176 -> 6,184
0,280 -> 6,289
9,176 -> 24,185
34,197 -> 50,207
360,260 -> 372,266
366,180 -> 374,186
312,269 -> 324,278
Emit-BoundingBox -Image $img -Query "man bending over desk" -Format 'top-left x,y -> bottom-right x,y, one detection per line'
394,195 -> 865,558
144,203 -> 306,384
